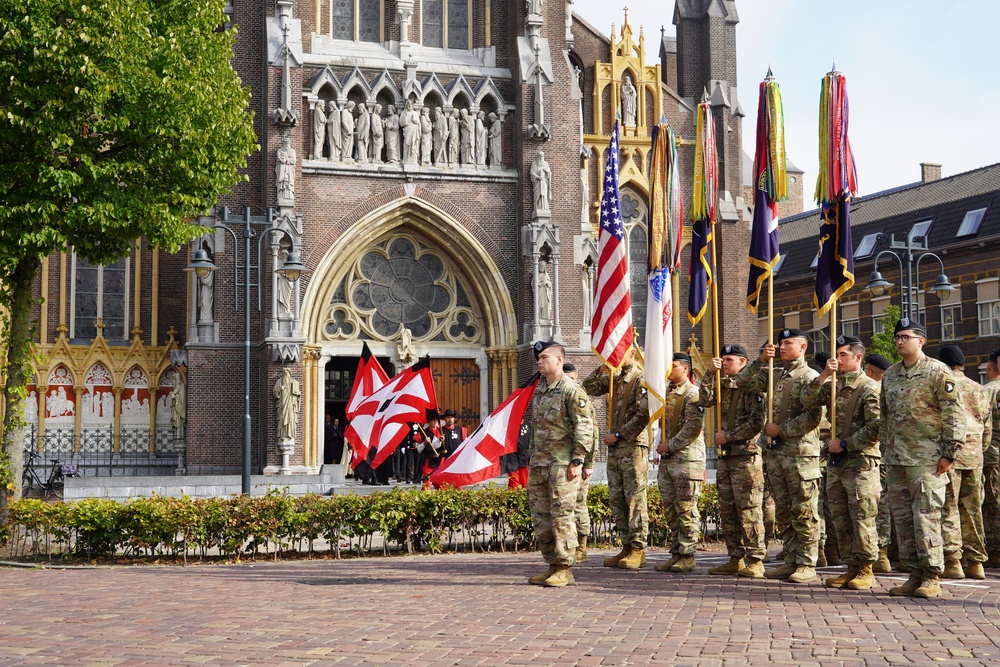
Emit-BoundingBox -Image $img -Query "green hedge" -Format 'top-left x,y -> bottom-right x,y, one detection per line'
1,483 -> 721,562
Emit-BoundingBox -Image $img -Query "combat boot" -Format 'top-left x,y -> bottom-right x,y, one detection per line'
889,569 -> 923,596
603,545 -> 630,568
618,547 -> 647,570
764,562 -> 797,580
942,556 -> 965,579
708,557 -> 744,575
985,552 -> 1000,568
773,546 -> 786,562
543,564 -> 576,587
575,536 -> 589,563
825,540 -> 842,566
966,561 -> 986,580
824,564 -> 859,589
670,554 -> 696,572
654,553 -> 683,572
816,551 -> 828,567
913,572 -> 941,598
845,562 -> 877,590
872,548 -> 892,573
528,565 -> 557,585
787,565 -> 817,583
737,559 -> 765,578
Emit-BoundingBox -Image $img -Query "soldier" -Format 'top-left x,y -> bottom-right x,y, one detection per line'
982,348 -> 1000,568
802,335 -> 882,590
864,353 -> 894,573
527,341 -> 594,588
734,328 -> 822,583
937,345 -> 989,580
564,362 -> 599,562
881,318 -> 965,598
583,344 -> 650,570
653,352 -> 706,573
698,344 -> 767,578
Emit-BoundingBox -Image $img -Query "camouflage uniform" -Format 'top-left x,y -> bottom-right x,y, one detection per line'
657,378 -> 706,556
736,357 -> 822,566
802,370 -> 881,565
575,401 -> 600,538
880,355 -> 965,575
529,374 -> 595,566
982,378 -> 1000,558
583,363 -> 650,549
877,461 -> 892,549
698,373 -> 766,561
940,372 -> 990,565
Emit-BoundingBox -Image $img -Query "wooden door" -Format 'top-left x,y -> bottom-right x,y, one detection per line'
429,358 -> 481,430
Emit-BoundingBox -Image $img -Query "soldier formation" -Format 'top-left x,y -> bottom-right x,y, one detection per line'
525,320 -> 1000,599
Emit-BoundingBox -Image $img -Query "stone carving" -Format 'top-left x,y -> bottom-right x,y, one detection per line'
621,73 -> 637,127
273,367 -> 301,442
277,248 -> 293,315
170,375 -> 186,436
401,99 -> 420,165
536,260 -> 553,321
341,101 -> 356,161
460,109 -> 475,165
447,109 -> 460,166
311,101 -> 327,160
197,261 -> 214,324
398,327 -> 416,366
419,107 -> 432,165
326,101 -> 341,160
475,111 -> 488,168
488,113 -> 502,167
432,107 -> 448,165
582,261 -> 595,324
356,102 -> 371,164
275,135 -> 296,207
530,151 -> 552,212
385,105 -> 401,163
526,0 -> 543,16
371,103 -> 384,164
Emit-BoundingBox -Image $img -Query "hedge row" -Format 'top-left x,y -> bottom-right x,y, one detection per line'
1,483 -> 721,562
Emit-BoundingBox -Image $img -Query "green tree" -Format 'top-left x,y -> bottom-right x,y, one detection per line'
869,303 -> 902,364
0,0 -> 257,507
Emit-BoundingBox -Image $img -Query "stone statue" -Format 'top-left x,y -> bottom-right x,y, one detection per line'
488,113 -> 502,168
275,135 -> 296,206
385,105 -> 400,163
356,102 -> 371,164
419,107 -> 433,165
273,367 -> 301,442
276,249 -> 293,315
447,108 -> 460,166
536,260 -> 553,321
460,108 -> 475,165
400,99 -> 420,165
170,375 -> 186,436
398,327 -> 416,366
432,107 -> 448,165
621,73 -> 637,127
475,111 -> 488,168
197,260 -> 214,324
371,103 -> 384,164
526,0 -> 543,15
530,151 -> 552,212
326,101 -> 341,160
582,261 -> 595,324
341,101 -> 356,161
311,101 -> 327,160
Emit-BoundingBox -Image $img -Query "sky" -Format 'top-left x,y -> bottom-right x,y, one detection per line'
573,0 -> 1000,210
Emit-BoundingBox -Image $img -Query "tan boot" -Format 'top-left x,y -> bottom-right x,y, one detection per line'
764,562 -> 797,580
845,562 -> 877,590
788,565 -> 817,583
985,552 -> 1000,568
529,564 -> 557,585
737,559 -> 765,578
942,557 -> 965,580
825,541 -> 842,566
708,557 -> 745,575
889,569 -> 923,596
816,550 -> 828,568
913,572 -> 941,598
670,554 -> 696,572
872,548 -> 892,573
575,535 -> 589,563
654,553 -> 683,572
966,561 -> 986,580
618,547 -> 647,570
543,564 -> 576,587
824,564 -> 859,589
603,545 -> 630,568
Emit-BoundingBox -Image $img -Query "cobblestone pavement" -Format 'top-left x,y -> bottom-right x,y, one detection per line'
2,549 -> 999,667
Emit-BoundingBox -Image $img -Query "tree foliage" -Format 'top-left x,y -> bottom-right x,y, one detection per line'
869,303 -> 902,364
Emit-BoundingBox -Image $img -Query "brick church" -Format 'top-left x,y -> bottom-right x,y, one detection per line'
20,0 -> 754,476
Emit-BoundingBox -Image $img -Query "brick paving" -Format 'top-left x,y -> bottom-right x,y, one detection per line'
2,549 -> 999,666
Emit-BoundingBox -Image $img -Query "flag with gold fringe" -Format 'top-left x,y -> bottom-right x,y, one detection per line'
687,100 -> 717,325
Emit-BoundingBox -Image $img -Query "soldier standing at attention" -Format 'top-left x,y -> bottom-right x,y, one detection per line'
527,341 -> 594,588
802,335 -> 882,590
698,344 -> 767,577
864,353 -> 894,573
735,328 -> 822,583
936,345 -> 989,580
583,344 -> 650,570
564,362 -> 599,562
982,349 -> 1000,569
881,318 -> 965,599
653,352 -> 706,573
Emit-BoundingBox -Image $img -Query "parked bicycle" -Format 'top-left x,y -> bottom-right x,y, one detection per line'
21,448 -> 77,500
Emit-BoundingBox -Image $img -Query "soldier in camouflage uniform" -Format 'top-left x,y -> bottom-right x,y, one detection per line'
527,341 -> 595,588
864,353 -> 894,572
583,344 -> 650,570
802,335 -> 881,590
735,328 -> 822,583
937,345 -> 989,580
983,349 -> 1000,569
881,318 -> 966,599
564,363 -> 599,563
653,352 -> 706,573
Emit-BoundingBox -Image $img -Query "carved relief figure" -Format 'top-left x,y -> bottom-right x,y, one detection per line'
419,107 -> 433,165
536,260 -> 553,321
526,0 -> 543,15
276,249 -> 293,315
273,367 -> 302,442
475,111 -> 488,168
398,327 -> 416,366
326,101 -> 341,160
170,376 -> 186,436
582,261 -> 595,324
432,107 -> 448,165
400,99 -> 420,164
371,103 -> 384,164
460,108 -> 475,165
385,105 -> 400,163
275,135 -> 296,206
488,113 -> 502,167
311,100 -> 327,160
621,73 -> 637,127
447,108 -> 460,166
356,102 -> 371,164
530,151 -> 552,212
341,101 -> 356,161
197,262 -> 214,324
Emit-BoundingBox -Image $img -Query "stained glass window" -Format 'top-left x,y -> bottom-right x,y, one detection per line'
359,0 -> 380,42
447,0 -> 469,49
332,0 -> 354,40
621,191 -> 649,340
422,0 -> 443,48
73,255 -> 128,340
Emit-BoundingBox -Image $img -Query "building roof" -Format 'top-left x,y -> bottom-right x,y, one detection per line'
742,151 -> 804,188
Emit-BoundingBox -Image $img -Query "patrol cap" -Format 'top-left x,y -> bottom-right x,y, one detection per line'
777,328 -> 809,341
562,362 -> 577,373
938,345 -> 965,368
672,352 -> 692,367
893,317 -> 926,337
721,344 -> 749,358
532,340 -> 559,360
834,334 -> 863,348
865,354 -> 891,371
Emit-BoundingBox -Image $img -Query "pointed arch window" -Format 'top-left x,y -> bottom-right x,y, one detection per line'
620,189 -> 649,340
71,253 -> 129,341
331,0 -> 382,43
422,0 -> 470,49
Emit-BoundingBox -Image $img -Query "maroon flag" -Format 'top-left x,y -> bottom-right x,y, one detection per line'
344,342 -> 390,468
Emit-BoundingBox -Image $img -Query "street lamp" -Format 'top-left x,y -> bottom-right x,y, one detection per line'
864,232 -> 956,323
185,206 -> 305,495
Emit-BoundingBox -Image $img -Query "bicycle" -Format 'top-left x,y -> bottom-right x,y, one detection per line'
22,448 -> 77,500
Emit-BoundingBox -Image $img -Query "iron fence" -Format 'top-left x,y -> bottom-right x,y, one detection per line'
21,425 -> 185,478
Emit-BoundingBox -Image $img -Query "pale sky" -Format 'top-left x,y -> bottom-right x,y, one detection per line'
574,0 -> 1000,210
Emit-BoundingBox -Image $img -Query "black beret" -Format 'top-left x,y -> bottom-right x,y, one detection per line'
938,344 -> 965,368
894,317 -> 926,337
865,354 -> 891,371
778,328 -> 809,341
672,352 -> 692,365
562,362 -> 577,373
813,351 -> 830,366
991,348 -> 1000,363
532,340 -> 558,360
835,334 -> 863,348
721,344 -> 749,358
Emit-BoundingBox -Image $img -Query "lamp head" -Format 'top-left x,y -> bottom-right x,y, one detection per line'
865,269 -> 892,297
185,248 -> 217,279
932,274 -> 956,301
279,249 -> 306,282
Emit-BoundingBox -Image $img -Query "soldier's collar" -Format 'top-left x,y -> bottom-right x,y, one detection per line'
784,357 -> 806,369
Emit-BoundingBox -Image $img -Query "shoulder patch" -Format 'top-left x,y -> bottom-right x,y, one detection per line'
640,387 -> 647,396
697,405 -> 705,414
578,398 -> 587,408
944,380 -> 956,395
755,394 -> 763,403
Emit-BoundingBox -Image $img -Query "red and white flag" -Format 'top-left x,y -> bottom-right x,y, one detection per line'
429,378 -> 538,488
344,342 -> 392,467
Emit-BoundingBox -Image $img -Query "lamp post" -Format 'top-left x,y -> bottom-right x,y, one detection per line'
864,232 -> 956,324
186,206 -> 305,495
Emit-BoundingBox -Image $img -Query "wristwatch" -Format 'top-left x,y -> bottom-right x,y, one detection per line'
570,458 -> 584,466
614,431 -> 621,441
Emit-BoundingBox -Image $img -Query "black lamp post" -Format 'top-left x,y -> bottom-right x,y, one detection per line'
864,232 -> 956,324
186,206 -> 305,495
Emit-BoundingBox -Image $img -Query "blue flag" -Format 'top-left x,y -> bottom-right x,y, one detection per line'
687,218 -> 713,325
814,196 -> 854,317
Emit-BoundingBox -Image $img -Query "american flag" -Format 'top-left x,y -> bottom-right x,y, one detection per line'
591,121 -> 633,369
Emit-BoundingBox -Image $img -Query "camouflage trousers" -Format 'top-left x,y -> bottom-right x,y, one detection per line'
886,464 -> 947,575
826,457 -> 881,564
818,464 -> 827,546
656,458 -> 702,556
528,464 -> 581,566
762,469 -> 776,542
984,466 -> 1000,555
942,467 -> 986,563
765,452 -> 820,566
575,475 -> 591,537
606,444 -> 650,548
876,462 -> 892,548
716,453 -> 765,560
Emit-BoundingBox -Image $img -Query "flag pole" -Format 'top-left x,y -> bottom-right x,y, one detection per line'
830,297 -> 838,442
767,272 -> 774,424
709,229 -> 722,430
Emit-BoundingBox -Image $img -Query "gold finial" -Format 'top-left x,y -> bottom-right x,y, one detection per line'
167,326 -> 177,344
95,317 -> 106,338
56,323 -> 68,340
131,325 -> 143,342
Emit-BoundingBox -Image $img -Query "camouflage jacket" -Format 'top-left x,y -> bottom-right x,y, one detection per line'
734,357 -> 822,457
880,354 -> 966,466
583,400 -> 599,468
983,378 -> 1000,467
698,372 -> 765,456
583,362 -> 650,446
660,379 -> 706,473
530,374 -> 595,467
801,370 -> 881,465
951,371 -> 990,471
